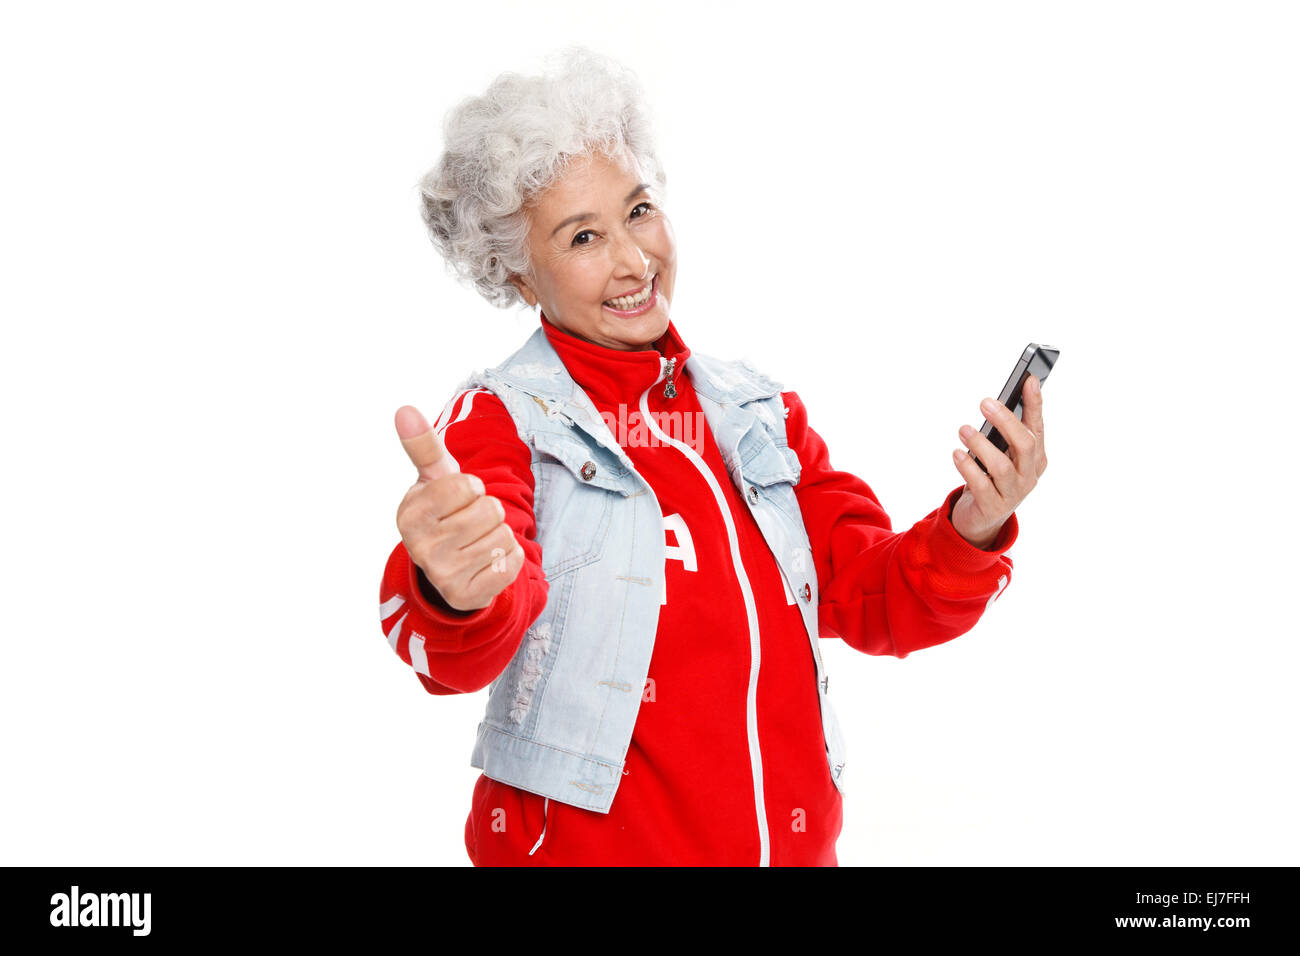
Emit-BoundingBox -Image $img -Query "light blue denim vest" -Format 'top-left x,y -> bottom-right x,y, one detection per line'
452,325 -> 847,814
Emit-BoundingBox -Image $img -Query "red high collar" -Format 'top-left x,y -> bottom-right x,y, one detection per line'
539,312 -> 692,409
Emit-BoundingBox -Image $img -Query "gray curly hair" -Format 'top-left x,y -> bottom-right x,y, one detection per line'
418,47 -> 668,309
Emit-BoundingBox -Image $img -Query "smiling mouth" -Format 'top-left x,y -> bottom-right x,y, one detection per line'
603,274 -> 657,312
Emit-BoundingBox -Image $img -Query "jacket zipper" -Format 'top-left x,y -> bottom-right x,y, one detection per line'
638,370 -> 770,866
663,356 -> 677,399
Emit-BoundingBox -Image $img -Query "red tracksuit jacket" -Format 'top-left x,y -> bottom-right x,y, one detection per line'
379,314 -> 1017,866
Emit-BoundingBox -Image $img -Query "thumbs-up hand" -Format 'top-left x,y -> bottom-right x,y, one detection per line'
394,405 -> 525,612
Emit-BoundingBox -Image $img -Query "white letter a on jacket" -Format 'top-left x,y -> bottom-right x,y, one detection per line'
661,512 -> 697,605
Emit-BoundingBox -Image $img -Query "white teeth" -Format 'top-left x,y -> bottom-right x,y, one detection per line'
605,276 -> 654,310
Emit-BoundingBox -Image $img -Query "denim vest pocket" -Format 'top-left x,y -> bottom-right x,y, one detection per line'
737,408 -> 800,480
741,439 -> 800,487
739,425 -> 805,528
530,428 -> 622,578
532,428 -> 632,495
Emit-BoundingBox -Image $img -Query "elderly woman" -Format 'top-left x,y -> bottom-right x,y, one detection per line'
379,48 -> 1046,866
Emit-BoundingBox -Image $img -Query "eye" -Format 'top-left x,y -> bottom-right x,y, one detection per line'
571,229 -> 596,247
630,201 -> 652,219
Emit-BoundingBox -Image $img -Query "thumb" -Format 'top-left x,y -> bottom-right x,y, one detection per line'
395,405 -> 460,481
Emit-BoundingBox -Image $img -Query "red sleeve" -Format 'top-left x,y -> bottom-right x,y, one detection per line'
782,390 -> 1017,659
378,387 -> 549,694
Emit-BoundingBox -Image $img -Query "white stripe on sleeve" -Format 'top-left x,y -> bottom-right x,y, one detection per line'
408,630 -> 430,677
434,387 -> 489,436
385,611 -> 407,654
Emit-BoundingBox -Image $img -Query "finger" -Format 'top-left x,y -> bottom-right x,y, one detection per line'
442,529 -> 524,609
979,397 -> 1037,478
395,405 -> 459,482
399,475 -> 488,541
460,521 -> 520,574
952,446 -> 997,499
1021,375 -> 1047,473
435,489 -> 503,539
1020,376 -> 1045,439
960,423 -> 1015,499
462,538 -> 526,599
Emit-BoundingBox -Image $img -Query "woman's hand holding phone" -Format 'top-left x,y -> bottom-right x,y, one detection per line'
949,375 -> 1048,550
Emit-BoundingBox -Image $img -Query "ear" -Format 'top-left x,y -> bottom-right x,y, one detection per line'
509,274 -> 538,308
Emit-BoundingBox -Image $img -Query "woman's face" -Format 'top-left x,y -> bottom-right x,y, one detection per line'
510,149 -> 677,351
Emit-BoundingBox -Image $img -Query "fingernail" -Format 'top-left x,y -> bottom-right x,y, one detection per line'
468,474 -> 485,495
981,398 -> 998,415
1027,376 -> 1039,394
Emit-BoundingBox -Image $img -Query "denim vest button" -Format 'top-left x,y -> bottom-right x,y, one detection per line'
747,485 -> 759,504
801,582 -> 812,602
580,461 -> 596,481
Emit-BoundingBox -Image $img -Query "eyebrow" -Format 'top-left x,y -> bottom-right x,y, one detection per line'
549,184 -> 651,238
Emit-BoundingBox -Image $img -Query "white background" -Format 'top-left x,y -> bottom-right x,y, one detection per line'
3,0 -> 1296,866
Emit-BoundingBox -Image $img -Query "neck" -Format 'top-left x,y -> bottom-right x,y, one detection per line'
542,316 -> 661,353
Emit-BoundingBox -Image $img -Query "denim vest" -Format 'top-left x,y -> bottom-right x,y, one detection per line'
452,325 -> 847,814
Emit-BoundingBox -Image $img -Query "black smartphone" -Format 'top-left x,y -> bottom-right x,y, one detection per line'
971,343 -> 1059,475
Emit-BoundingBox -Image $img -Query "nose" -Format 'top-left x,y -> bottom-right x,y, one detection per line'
612,229 -> 651,281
